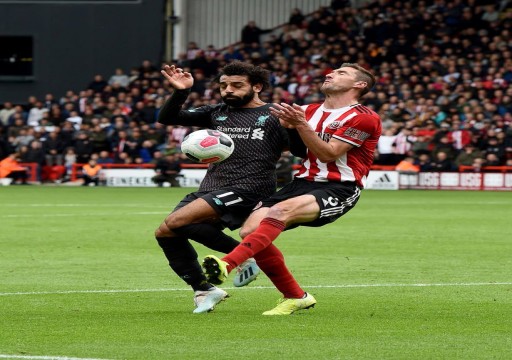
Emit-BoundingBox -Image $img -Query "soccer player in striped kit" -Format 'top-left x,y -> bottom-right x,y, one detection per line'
203,63 -> 382,315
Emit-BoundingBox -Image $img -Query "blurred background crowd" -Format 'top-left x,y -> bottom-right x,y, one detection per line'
0,0 -> 511,184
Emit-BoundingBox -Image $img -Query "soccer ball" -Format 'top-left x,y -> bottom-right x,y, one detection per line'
181,129 -> 235,164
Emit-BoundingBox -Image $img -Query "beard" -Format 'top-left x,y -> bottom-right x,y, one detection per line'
222,89 -> 255,107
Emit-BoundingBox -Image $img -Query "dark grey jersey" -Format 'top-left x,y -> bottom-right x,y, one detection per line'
158,90 -> 289,197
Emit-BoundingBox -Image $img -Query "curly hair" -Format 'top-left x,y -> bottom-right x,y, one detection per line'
215,61 -> 271,92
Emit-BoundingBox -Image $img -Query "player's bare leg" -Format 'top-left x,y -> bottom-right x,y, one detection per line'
162,198 -> 220,233
204,195 -> 321,279
265,194 -> 320,226
202,195 -> 321,314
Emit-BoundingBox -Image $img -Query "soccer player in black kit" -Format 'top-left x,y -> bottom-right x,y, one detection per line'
155,61 -> 304,313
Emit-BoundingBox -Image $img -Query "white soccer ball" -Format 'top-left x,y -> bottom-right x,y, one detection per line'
181,129 -> 235,164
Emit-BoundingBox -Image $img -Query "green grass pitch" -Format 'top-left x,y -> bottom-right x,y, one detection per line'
1,186 -> 511,359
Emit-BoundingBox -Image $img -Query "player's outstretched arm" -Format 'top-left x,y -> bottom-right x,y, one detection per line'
157,66 -> 212,127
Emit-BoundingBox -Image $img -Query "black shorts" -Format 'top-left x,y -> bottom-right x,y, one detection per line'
260,179 -> 361,228
173,188 -> 262,231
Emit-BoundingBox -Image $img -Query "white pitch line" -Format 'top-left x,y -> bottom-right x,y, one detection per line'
1,212 -> 166,218
1,282 -> 511,297
1,204 -> 169,207
0,355 -> 113,360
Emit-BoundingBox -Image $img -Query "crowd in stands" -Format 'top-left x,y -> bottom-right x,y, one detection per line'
0,0 -> 511,184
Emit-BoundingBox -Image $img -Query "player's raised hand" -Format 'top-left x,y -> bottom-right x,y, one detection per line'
161,64 -> 194,90
270,103 -> 306,129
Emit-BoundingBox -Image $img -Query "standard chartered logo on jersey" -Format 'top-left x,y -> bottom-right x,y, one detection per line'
251,128 -> 264,140
216,126 -> 265,140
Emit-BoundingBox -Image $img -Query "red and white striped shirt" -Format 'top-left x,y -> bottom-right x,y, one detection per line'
294,103 -> 382,188
449,129 -> 472,150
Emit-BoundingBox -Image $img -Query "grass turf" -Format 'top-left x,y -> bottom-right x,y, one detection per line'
0,186 -> 511,359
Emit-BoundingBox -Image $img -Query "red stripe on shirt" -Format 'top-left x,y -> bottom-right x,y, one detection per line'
304,103 -> 322,120
326,161 -> 342,181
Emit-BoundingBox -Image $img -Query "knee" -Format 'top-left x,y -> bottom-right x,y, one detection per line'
239,223 -> 257,239
239,226 -> 251,239
155,223 -> 171,238
164,213 -> 185,231
266,205 -> 287,221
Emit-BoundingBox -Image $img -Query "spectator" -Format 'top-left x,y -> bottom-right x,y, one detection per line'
392,127 -> 416,162
26,96 -> 38,110
471,157 -> 486,172
43,130 -> 65,167
108,68 -> 130,88
189,70 -> 209,96
0,153 -> 28,185
485,153 -> 501,166
484,137 -> 506,162
81,158 -> 103,186
20,140 -> 46,181
139,140 -> 156,163
431,135 -> 457,160
0,102 -> 16,126
48,104 -> 66,126
111,129 -> 138,160
138,60 -> 159,79
411,134 -> 431,156
241,20 -> 271,47
65,111 -> 83,131
395,156 -> 420,173
454,144 -> 484,168
74,131 -> 94,163
27,101 -> 48,127
185,41 -> 202,61
10,127 -> 35,151
481,4 -> 500,23
431,151 -> 455,172
223,45 -> 244,62
114,151 -> 133,164
96,150 -> 114,164
151,152 -> 181,187
63,147 -> 77,178
288,8 -> 305,27
59,121 -> 76,149
204,44 -> 219,58
9,105 -> 28,126
307,11 -> 324,36
87,74 -> 108,94
166,125 -> 191,146
375,129 -> 398,165
416,154 -> 434,172
450,121 -> 472,150
89,125 -> 110,153
7,116 -> 25,140
43,93 -> 58,111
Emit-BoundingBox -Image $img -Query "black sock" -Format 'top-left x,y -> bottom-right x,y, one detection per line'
174,223 -> 240,253
155,236 -> 213,291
